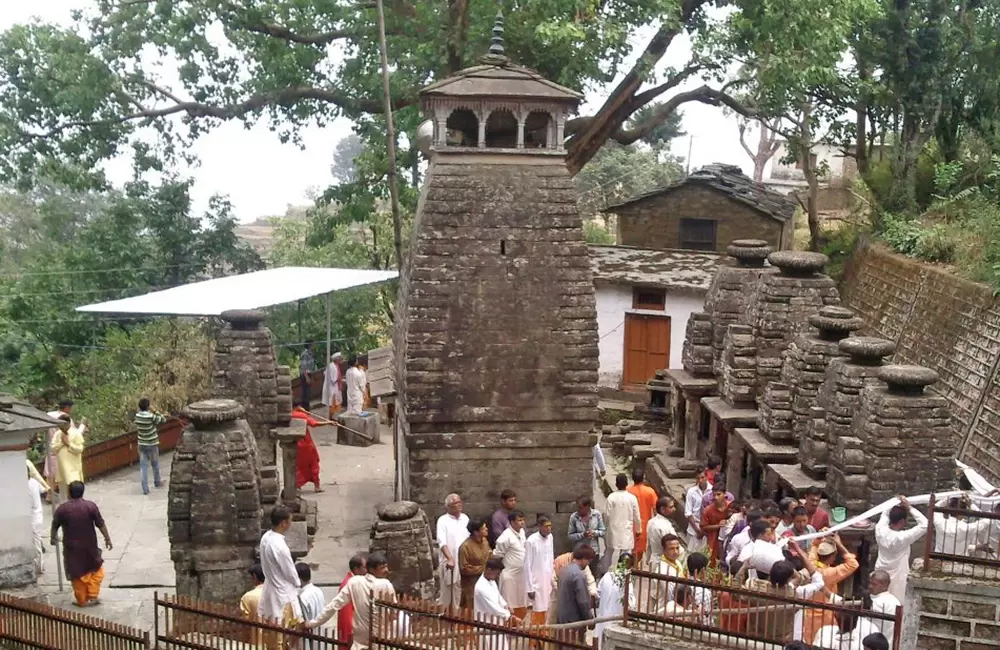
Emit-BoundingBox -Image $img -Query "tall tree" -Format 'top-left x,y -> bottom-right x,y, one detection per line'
0,0 -> 827,188
738,118 -> 782,183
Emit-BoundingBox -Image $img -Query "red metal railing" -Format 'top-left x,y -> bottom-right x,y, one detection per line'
625,569 -> 902,650
923,495 -> 1000,579
370,596 -> 594,650
39,372 -> 325,481
0,592 -> 148,650
154,592 -> 346,649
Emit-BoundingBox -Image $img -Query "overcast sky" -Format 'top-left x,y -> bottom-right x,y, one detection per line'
2,2 -> 752,222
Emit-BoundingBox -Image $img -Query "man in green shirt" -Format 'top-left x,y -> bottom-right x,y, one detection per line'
134,398 -> 166,495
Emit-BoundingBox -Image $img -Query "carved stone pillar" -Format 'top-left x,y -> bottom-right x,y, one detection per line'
276,420 -> 305,507
683,395 -> 702,463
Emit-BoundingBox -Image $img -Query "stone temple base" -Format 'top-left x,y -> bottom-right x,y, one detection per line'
405,430 -> 592,555
0,553 -> 34,589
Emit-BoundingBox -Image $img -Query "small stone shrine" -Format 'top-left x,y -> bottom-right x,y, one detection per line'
664,240 -> 770,477
213,310 -> 282,466
369,501 -> 438,600
839,364 -> 956,511
394,10 -> 598,537
0,396 -> 61,587
168,399 -> 262,604
814,336 -> 896,503
669,237 -> 958,518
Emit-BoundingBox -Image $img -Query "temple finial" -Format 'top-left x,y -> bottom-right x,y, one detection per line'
481,1 -> 508,65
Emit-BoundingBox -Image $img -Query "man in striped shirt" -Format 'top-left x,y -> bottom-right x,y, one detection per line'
134,398 -> 166,495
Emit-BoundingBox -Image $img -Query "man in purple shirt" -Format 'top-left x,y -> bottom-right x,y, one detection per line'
489,489 -> 517,546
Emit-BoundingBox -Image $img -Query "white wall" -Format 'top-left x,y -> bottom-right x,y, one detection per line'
0,450 -> 35,586
595,284 -> 706,388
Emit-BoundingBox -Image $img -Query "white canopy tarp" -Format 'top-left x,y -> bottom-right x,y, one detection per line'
75,266 -> 398,316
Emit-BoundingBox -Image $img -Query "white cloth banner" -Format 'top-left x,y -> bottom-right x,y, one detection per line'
782,461 -> 1000,545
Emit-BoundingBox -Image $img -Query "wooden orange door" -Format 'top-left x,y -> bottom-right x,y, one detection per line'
623,313 -> 671,385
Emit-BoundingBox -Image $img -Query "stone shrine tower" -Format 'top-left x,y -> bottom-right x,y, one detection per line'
395,12 -> 599,538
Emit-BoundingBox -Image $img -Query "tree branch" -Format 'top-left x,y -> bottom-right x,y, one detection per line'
570,85 -> 755,149
738,122 -> 756,160
18,85 -> 414,142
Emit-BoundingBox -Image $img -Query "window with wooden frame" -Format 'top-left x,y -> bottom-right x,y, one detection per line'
633,287 -> 666,310
679,218 -> 718,251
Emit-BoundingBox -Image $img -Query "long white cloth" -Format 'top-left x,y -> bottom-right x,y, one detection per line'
523,532 -> 554,613
258,530 -> 302,621
321,362 -> 341,407
605,490 -> 641,551
493,527 -> 528,609
474,575 -> 510,650
346,366 -> 367,414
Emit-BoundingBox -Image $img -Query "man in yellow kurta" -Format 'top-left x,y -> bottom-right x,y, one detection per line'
51,416 -> 86,486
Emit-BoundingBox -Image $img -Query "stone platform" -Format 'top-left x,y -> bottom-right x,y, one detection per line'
733,428 -> 797,463
2,413 -> 394,631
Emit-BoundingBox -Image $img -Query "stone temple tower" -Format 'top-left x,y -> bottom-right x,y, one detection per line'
395,11 -> 599,541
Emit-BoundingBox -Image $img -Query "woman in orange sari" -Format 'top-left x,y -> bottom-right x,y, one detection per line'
291,407 -> 324,492
700,482 -> 731,565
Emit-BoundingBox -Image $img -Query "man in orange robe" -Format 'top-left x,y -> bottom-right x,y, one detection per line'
291,407 -> 323,492
627,467 -> 658,565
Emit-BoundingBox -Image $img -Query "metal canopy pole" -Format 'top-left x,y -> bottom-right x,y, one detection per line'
325,293 -> 332,367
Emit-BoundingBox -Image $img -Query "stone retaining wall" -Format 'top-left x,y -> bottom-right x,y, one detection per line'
843,240 -> 1000,483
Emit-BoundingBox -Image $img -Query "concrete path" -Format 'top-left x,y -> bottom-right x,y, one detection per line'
4,419 -> 394,632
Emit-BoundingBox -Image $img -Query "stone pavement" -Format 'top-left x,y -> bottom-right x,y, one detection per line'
3,418 -> 394,632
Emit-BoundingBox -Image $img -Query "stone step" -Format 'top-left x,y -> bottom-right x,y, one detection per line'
734,427 -> 798,463
767,463 -> 826,494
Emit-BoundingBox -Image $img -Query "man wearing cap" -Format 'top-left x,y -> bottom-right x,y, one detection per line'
322,352 -> 344,419
803,533 -> 859,642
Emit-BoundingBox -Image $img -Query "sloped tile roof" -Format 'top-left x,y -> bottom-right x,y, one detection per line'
589,245 -> 723,292
605,163 -> 796,223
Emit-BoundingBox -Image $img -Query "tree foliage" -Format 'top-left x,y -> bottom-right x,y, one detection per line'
0,178 -> 262,439
0,0 -> 830,189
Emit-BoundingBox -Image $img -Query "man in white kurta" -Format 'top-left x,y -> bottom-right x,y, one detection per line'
321,352 -> 343,414
258,508 -> 302,626
437,493 -> 470,607
933,496 -> 993,556
684,470 -> 711,553
595,557 -> 636,650
345,357 -> 367,414
868,569 -> 901,643
492,511 -> 528,617
474,561 -> 516,650
604,474 -> 641,570
874,496 -> 928,604
305,552 -> 397,650
644,497 -> 678,570
28,473 -> 47,575
523,516 -> 554,626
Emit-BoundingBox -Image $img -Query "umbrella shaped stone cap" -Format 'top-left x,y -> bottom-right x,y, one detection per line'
838,336 -> 896,363
727,239 -> 772,267
0,394 -> 64,446
879,364 -> 940,394
182,399 -> 246,424
808,306 -> 864,340
768,251 -> 829,276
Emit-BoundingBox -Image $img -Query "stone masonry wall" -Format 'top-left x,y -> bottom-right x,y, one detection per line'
616,185 -> 789,253
905,574 -> 1000,650
396,158 -> 597,545
843,240 -> 1000,484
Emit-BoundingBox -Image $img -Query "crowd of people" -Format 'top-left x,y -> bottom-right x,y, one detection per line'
424,461 -> 1000,650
